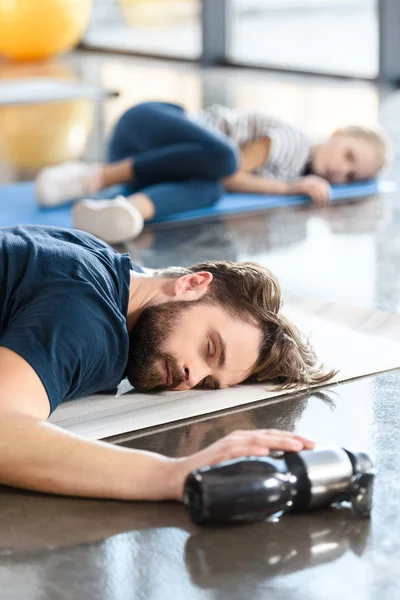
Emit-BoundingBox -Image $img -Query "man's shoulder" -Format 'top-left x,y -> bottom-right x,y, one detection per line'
0,226 -> 118,267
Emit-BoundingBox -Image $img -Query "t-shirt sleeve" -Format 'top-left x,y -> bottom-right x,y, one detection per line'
265,122 -> 311,180
0,288 -> 121,413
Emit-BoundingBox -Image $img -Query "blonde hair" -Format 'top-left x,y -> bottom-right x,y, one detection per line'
155,261 -> 335,389
338,125 -> 390,172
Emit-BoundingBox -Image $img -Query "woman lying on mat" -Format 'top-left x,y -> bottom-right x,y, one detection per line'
36,101 -> 388,244
0,226 -> 331,501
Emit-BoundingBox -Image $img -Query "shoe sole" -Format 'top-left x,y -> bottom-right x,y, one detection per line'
72,202 -> 139,245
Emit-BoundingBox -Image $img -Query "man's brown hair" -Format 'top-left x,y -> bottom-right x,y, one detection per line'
154,261 -> 335,388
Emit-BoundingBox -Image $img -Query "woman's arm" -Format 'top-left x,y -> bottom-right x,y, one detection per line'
222,170 -> 289,195
223,171 -> 332,205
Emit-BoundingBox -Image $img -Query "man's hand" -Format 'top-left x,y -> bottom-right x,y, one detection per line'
172,429 -> 315,500
287,175 -> 332,207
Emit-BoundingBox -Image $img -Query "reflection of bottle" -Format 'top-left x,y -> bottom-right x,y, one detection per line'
185,510 -> 370,587
184,447 -> 374,525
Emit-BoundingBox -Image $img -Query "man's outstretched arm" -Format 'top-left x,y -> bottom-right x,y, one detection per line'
0,347 -> 314,502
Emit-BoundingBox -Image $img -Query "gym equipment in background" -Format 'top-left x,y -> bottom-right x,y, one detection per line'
0,101 -> 94,170
118,0 -> 198,27
0,62 -> 94,170
0,0 -> 92,61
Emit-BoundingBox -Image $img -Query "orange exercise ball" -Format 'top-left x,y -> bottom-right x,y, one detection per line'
0,101 -> 94,169
0,0 -> 93,61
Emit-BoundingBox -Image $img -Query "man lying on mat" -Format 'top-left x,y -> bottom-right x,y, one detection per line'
0,225 -> 333,502
36,101 -> 388,245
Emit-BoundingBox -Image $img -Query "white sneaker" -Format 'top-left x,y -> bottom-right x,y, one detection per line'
36,161 -> 102,207
72,196 -> 144,244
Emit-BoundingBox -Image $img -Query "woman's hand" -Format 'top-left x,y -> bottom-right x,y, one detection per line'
287,175 -> 332,206
171,428 -> 315,501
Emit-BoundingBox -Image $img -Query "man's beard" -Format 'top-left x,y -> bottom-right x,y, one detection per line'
126,300 -> 197,392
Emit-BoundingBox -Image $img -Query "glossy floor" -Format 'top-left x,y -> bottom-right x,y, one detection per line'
0,51 -> 399,600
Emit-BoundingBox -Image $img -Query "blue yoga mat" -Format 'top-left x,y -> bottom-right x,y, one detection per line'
0,179 -> 395,230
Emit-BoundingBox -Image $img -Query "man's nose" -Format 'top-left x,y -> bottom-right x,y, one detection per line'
183,363 -> 211,389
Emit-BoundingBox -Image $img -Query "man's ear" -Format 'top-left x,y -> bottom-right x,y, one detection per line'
173,272 -> 213,301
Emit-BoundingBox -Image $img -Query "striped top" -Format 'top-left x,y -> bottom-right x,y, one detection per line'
195,105 -> 312,181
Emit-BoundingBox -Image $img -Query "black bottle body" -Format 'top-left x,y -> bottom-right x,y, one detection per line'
184,448 -> 374,525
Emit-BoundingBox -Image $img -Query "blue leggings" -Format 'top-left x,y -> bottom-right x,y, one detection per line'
107,102 -> 239,217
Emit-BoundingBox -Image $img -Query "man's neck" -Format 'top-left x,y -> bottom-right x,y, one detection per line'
126,270 -> 173,331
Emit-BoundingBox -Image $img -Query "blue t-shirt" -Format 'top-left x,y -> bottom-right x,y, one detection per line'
0,226 -> 143,413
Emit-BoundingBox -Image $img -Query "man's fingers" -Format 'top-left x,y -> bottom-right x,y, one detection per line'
224,436 -> 305,461
250,433 -> 305,452
231,429 -> 315,447
229,444 -> 271,459
262,430 -> 315,449
290,434 -> 315,449
230,430 -> 315,452
191,429 -> 316,472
